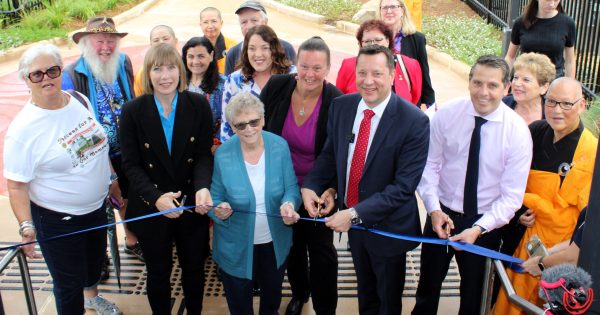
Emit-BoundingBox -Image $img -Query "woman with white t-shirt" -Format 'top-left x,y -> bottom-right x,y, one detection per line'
209,92 -> 301,315
3,44 -> 121,314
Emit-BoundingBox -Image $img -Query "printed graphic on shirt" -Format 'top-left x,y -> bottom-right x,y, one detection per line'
57,116 -> 108,168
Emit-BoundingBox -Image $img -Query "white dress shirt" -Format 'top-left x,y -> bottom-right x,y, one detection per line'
344,92 -> 392,205
417,97 -> 533,231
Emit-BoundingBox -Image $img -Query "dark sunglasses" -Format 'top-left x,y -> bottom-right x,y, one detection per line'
233,118 -> 261,130
27,65 -> 62,83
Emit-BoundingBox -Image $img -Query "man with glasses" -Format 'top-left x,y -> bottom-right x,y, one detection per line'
224,1 -> 296,75
494,77 -> 597,315
414,55 -> 532,315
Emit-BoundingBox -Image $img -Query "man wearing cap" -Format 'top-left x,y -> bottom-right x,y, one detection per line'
224,1 -> 296,75
61,17 -> 140,314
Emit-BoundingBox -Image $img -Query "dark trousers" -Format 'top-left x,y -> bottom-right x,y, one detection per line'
286,207 -> 338,315
136,213 -> 209,315
412,205 -> 501,315
31,202 -> 107,315
348,230 -> 407,315
220,242 -> 287,315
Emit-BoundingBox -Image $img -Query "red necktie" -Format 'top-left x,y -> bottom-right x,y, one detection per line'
347,109 -> 375,208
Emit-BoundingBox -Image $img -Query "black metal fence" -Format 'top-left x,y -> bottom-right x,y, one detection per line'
463,0 -> 600,99
1,0 -> 46,27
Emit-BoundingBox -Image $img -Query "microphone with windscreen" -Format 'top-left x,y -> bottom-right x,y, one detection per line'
538,264 -> 594,315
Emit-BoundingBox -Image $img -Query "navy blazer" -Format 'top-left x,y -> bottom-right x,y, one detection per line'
303,93 -> 430,254
120,91 -> 214,236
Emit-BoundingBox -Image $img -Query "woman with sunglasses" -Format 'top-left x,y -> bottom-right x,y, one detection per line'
219,25 -> 295,142
209,92 -> 301,315
378,0 -> 434,108
336,19 -> 422,106
4,43 -> 121,314
119,43 -> 214,314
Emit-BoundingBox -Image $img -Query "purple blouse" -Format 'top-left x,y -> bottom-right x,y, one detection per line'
281,95 -> 322,185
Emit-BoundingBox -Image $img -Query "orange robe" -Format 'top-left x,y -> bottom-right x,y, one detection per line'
493,128 -> 597,315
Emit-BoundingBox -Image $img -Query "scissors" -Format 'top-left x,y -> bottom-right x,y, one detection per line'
314,198 -> 322,226
172,195 -> 189,212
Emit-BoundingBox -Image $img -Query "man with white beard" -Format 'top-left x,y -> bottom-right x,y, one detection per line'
62,16 -> 136,315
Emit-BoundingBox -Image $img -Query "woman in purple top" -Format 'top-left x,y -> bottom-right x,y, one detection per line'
260,36 -> 342,315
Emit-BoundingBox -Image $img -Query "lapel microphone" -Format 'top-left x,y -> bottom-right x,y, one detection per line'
346,133 -> 355,143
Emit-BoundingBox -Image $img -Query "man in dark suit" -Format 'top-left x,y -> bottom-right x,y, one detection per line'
301,45 -> 430,314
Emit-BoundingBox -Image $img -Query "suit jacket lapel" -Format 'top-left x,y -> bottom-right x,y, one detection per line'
141,95 -> 176,181
339,96 -> 359,200
171,92 -> 194,166
364,96 -> 398,172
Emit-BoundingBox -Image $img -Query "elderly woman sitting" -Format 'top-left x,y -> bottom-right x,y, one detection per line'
209,92 -> 301,315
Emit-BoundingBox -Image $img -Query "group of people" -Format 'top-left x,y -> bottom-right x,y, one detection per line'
3,0 -> 592,315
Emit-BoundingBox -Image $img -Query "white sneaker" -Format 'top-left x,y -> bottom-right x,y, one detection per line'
84,295 -> 121,315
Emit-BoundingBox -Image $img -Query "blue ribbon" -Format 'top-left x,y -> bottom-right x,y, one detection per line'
3,206 -> 524,272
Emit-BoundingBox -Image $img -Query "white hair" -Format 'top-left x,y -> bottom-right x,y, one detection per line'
78,35 -> 122,84
18,44 -> 63,80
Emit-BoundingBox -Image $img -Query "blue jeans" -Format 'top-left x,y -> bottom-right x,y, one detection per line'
31,202 -> 107,315
220,242 -> 287,315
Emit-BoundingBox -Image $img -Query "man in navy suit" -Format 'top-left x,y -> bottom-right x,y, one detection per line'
301,45 -> 430,314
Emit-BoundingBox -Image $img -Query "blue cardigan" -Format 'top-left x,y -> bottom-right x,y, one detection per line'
209,131 -> 301,280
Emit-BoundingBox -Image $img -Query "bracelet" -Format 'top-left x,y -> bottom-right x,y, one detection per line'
19,220 -> 35,237
110,173 -> 119,182
282,201 -> 294,209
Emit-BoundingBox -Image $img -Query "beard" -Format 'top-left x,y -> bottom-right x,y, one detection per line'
79,37 -> 121,84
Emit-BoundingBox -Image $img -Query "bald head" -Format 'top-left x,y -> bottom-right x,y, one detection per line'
545,77 -> 586,141
150,25 -> 178,48
547,77 -> 583,98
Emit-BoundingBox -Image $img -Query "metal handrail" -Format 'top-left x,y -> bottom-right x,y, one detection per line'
480,258 -> 546,315
0,248 -> 38,315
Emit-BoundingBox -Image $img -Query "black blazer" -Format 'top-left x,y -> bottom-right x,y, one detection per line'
120,91 -> 214,235
260,73 -> 343,158
303,93 -> 430,254
401,32 -> 435,105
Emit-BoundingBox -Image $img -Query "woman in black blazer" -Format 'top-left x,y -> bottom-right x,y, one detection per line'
379,0 -> 435,107
120,43 -> 214,315
260,37 -> 342,315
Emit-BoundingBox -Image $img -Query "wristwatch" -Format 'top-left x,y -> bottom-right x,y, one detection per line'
538,256 -> 546,271
349,208 -> 362,225
473,224 -> 487,236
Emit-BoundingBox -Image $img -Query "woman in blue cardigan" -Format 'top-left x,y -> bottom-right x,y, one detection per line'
209,91 -> 301,315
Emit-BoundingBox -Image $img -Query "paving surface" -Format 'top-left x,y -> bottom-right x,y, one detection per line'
0,0 -> 469,313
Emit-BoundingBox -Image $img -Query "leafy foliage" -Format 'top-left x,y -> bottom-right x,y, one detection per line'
423,15 -> 502,65
275,0 -> 361,23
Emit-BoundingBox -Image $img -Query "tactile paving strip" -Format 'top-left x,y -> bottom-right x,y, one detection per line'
0,242 -> 460,299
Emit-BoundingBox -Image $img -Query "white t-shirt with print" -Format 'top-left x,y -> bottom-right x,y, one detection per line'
3,93 -> 111,215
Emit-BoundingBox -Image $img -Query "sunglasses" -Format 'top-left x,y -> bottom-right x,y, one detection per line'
233,118 -> 261,130
27,65 -> 62,83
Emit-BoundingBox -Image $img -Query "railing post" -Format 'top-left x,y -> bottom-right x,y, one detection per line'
480,257 -> 494,315
16,250 -> 37,315
502,0 -> 522,56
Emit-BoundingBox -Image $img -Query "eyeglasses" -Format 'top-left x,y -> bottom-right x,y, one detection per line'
233,118 -> 261,130
545,97 -> 583,110
361,37 -> 386,45
27,65 -> 62,83
380,4 -> 402,11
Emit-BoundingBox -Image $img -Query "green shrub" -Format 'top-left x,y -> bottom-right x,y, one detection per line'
275,0 -> 361,23
582,99 -> 600,136
423,16 -> 502,65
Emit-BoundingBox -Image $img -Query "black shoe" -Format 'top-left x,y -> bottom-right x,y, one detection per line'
285,296 -> 308,315
124,242 -> 145,263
